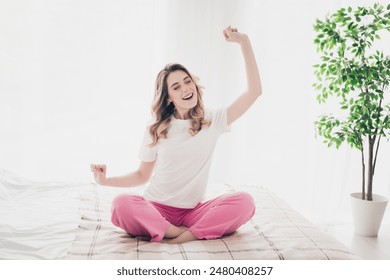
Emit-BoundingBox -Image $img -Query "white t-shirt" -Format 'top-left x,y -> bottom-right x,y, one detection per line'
138,108 -> 231,208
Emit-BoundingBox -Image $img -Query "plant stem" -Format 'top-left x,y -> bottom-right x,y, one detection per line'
360,139 -> 366,200
373,95 -> 384,177
373,135 -> 381,176
367,136 -> 374,201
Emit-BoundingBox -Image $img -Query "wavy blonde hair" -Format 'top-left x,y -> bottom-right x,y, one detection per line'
148,63 -> 211,147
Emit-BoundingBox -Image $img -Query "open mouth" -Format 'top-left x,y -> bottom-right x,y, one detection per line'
182,93 -> 194,100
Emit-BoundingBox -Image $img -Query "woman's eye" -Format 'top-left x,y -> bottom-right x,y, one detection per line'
185,79 -> 191,84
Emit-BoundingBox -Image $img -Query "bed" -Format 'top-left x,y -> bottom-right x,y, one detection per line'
0,168 -> 358,260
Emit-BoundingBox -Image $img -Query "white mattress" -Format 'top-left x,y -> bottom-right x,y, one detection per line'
0,168 -> 358,260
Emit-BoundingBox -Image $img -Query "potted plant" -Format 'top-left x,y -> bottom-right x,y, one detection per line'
313,3 -> 390,236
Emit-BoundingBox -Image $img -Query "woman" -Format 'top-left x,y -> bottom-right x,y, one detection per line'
91,26 -> 262,244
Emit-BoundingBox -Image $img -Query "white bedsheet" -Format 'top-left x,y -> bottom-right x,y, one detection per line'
0,169 -> 81,259
64,183 -> 357,260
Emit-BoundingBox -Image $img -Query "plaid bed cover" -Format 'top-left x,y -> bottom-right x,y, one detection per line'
64,183 -> 357,260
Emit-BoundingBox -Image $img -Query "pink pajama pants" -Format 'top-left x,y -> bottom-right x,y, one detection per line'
111,192 -> 256,242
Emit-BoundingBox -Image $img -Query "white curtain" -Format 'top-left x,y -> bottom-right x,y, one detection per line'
1,0 -> 389,226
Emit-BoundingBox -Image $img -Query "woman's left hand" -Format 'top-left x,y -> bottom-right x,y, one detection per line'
223,25 -> 248,44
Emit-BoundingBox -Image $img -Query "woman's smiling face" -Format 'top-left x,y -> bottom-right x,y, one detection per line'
166,70 -> 198,119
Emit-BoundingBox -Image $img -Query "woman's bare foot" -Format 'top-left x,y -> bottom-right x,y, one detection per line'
163,225 -> 188,239
161,230 -> 198,244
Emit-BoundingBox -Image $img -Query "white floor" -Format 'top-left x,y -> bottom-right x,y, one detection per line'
324,223 -> 390,260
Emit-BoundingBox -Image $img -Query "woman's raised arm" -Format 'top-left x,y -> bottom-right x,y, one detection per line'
223,26 -> 262,125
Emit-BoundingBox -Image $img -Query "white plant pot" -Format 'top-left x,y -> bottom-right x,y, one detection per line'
350,192 -> 388,237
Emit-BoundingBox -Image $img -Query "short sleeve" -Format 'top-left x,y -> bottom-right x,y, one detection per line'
138,127 -> 157,162
209,107 -> 231,134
